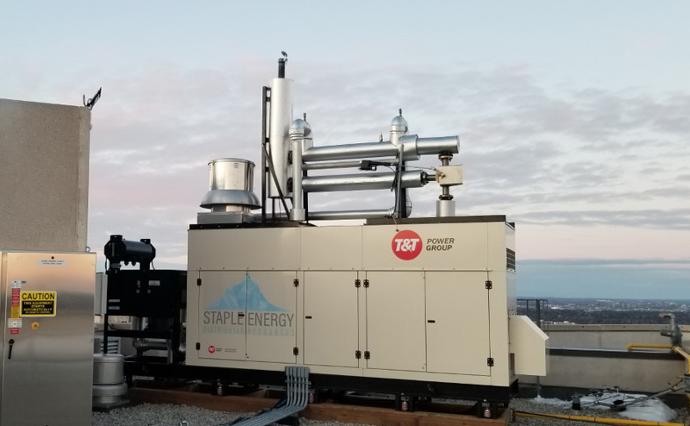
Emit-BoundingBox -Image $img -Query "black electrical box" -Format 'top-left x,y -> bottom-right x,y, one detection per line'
106,269 -> 186,317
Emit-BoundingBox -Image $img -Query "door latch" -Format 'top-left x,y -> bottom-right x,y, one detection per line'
8,339 -> 15,359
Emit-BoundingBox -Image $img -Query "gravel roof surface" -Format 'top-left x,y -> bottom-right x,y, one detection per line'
92,403 -> 371,426
93,400 -> 689,426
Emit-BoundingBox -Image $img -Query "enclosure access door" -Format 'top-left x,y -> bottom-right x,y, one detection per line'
0,252 -> 95,426
197,271 -> 248,360
364,271 -> 426,372
425,271 -> 492,376
197,271 -> 298,363
303,271 -> 360,368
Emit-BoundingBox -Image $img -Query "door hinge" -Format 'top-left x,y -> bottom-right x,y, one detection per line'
355,350 -> 361,359
197,277 -> 202,286
487,357 -> 494,367
364,350 -> 371,360
293,347 -> 299,356
293,278 -> 299,287
195,342 -> 200,351
485,280 -> 493,290
355,279 -> 361,288
363,279 -> 370,288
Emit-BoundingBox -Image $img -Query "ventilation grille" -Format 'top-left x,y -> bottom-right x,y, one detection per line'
506,248 -> 516,271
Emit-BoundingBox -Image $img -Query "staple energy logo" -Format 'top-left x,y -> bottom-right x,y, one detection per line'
392,230 -> 423,260
392,230 -> 456,260
202,275 -> 295,337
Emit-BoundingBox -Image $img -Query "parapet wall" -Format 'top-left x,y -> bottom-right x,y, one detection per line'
521,324 -> 689,393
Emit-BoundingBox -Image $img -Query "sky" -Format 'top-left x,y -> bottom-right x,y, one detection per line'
1,1 -> 689,299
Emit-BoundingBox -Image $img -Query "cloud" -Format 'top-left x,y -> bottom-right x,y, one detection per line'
29,59 -> 680,267
516,208 -> 690,230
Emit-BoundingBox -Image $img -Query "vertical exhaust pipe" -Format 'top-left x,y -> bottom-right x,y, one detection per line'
268,53 -> 293,199
289,117 -> 310,221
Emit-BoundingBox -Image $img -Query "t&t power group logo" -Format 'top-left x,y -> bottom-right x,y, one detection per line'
391,229 -> 456,260
392,230 -> 423,260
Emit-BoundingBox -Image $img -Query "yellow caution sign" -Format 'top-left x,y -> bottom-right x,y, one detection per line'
20,291 -> 57,317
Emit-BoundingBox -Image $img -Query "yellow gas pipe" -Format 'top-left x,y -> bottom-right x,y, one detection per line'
671,346 -> 690,409
626,343 -> 690,406
671,346 -> 690,375
513,410 -> 685,426
626,343 -> 674,351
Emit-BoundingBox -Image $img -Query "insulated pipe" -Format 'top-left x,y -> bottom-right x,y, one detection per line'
415,136 -> 460,156
302,170 -> 429,192
301,135 -> 459,162
303,158 -> 398,170
290,138 -> 305,221
289,118 -> 309,221
308,208 -> 395,220
303,141 -> 400,162
268,77 -> 293,197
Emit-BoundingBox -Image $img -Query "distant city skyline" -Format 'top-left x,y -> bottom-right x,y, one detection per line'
2,1 -> 689,298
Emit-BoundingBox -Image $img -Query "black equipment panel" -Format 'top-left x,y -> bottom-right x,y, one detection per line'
106,269 -> 186,317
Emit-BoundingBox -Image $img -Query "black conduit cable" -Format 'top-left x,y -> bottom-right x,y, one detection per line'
263,144 -> 290,215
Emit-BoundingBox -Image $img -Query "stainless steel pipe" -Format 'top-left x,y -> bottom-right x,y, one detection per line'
268,77 -> 293,197
302,170 -> 430,192
289,118 -> 309,221
302,141 -> 399,162
303,158 -> 398,170
415,136 -> 460,156
301,135 -> 458,162
308,208 -> 395,220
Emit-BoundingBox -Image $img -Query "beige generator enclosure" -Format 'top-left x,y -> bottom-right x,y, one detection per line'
186,216 -> 548,399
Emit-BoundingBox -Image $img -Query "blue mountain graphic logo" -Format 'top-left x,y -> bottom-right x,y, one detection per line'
208,275 -> 287,312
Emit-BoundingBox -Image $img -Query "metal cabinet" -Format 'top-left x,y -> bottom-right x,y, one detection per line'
0,251 -> 95,426
303,271 -> 359,368
197,271 -> 248,361
365,271 -> 426,371
425,271 -> 492,376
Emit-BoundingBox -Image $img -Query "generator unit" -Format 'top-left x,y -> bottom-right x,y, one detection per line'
182,55 -> 548,404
